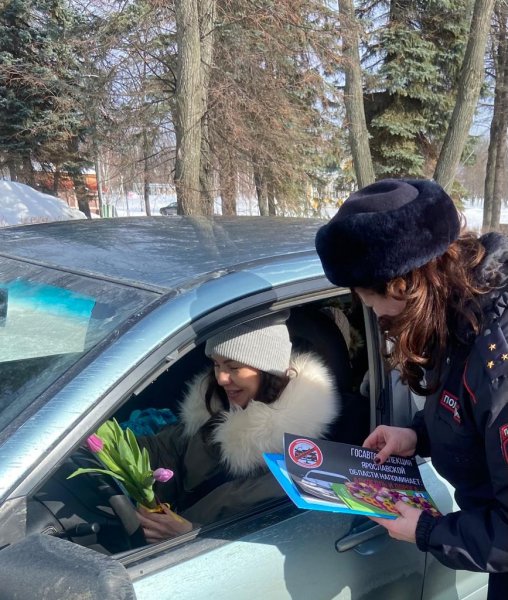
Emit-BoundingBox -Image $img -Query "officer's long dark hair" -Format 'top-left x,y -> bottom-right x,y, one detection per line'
372,232 -> 488,395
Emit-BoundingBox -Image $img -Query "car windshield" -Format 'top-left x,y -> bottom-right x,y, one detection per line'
0,257 -> 158,432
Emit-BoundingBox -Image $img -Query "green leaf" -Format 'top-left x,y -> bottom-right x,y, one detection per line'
141,447 -> 152,473
117,435 -> 136,470
67,467 -> 127,482
126,428 -> 144,471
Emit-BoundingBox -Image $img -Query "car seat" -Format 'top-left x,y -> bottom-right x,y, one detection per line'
287,306 -> 369,445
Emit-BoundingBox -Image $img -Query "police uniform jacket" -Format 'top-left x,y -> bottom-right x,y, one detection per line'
413,233 -> 508,587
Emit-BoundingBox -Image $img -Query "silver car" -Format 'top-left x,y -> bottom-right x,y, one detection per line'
0,216 -> 488,599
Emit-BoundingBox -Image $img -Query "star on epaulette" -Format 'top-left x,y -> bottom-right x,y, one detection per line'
477,322 -> 508,378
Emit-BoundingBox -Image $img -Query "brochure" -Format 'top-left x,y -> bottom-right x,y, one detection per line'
264,433 -> 440,519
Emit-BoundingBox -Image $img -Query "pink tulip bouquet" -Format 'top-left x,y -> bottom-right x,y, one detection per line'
68,418 -> 173,510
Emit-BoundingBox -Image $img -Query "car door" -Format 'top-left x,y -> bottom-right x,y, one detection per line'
119,292 -> 429,600
388,362 -> 489,600
0,281 -> 429,600
128,505 -> 425,600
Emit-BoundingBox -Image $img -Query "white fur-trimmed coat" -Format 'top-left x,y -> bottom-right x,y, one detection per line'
179,352 -> 340,476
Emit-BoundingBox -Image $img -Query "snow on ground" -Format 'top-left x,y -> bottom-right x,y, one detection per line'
106,192 -> 260,217
110,194 -> 508,228
461,200 -> 508,231
0,181 -> 85,227
1,179 -> 506,232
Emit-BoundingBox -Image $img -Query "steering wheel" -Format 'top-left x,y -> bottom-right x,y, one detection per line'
30,449 -> 146,553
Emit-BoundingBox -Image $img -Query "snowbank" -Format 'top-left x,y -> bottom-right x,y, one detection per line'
0,180 -> 85,227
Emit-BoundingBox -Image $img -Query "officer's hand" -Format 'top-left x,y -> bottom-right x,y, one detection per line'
363,425 -> 417,464
369,501 -> 422,543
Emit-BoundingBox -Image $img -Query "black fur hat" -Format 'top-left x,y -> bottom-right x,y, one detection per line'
315,178 -> 460,288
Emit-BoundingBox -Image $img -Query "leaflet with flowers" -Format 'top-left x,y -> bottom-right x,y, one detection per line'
264,433 -> 440,519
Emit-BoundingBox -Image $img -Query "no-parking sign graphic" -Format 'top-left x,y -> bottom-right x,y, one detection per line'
288,438 -> 323,469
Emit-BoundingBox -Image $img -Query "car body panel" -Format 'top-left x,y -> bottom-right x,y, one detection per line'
419,462 -> 489,599
0,252 -> 326,502
131,510 -> 425,600
0,216 -> 324,291
0,217 -> 488,600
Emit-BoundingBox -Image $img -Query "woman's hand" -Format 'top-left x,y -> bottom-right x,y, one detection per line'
369,501 -> 422,543
363,425 -> 417,464
137,504 -> 193,543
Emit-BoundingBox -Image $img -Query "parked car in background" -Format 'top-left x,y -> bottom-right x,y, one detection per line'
159,201 -> 178,216
0,216 -> 487,599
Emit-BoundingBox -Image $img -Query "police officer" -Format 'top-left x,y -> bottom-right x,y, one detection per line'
315,179 -> 508,600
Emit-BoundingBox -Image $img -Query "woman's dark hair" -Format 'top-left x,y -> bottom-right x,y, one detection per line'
204,369 -> 290,416
200,367 -> 290,443
373,233 -> 489,395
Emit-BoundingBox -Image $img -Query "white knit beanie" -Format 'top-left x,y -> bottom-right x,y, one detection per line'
205,314 -> 292,376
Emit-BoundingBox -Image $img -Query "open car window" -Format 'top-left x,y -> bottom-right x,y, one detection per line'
0,257 -> 158,432
25,293 -> 371,557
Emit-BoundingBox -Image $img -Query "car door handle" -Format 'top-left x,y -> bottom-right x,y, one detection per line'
335,522 -> 386,552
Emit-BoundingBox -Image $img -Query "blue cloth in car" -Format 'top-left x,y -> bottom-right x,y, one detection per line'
120,408 -> 177,436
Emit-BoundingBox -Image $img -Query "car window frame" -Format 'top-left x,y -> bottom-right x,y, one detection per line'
113,283 -> 369,568
5,277 -> 375,574
2,272 -> 337,503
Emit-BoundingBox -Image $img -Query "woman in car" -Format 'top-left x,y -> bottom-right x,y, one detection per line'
315,178 -> 508,600
137,312 -> 340,542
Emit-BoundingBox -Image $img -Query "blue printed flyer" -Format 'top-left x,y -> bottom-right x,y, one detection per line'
264,433 -> 440,519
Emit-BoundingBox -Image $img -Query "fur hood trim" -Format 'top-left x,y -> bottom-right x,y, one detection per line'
179,352 -> 339,476
468,233 -> 508,327
477,232 -> 508,291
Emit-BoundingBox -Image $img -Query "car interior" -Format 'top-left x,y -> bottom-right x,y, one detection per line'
25,293 -> 373,557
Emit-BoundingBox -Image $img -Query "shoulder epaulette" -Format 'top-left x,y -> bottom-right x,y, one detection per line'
476,321 -> 508,378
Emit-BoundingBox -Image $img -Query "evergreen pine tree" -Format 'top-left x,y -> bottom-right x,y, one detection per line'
361,0 -> 471,177
0,0 -> 88,182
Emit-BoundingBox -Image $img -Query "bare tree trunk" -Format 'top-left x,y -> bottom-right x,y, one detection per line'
219,149 -> 237,215
198,0 -> 216,215
7,158 -> 17,182
143,130 -> 152,216
253,163 -> 268,215
484,107 -> 497,228
21,155 -> 34,186
72,173 -> 91,219
491,3 -> 508,230
268,187 -> 276,216
94,147 -> 104,217
338,0 -> 375,188
53,168 -> 61,196
175,0 -> 203,215
199,124 -> 214,214
492,126 -> 507,228
434,0 -> 496,191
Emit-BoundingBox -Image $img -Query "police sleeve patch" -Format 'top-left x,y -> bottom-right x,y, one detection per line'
439,390 -> 462,424
477,322 -> 508,378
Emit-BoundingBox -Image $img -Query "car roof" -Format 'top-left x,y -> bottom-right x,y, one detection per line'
0,216 -> 326,291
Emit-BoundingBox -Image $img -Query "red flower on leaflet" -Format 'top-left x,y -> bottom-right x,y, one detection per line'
153,468 -> 174,483
86,433 -> 104,453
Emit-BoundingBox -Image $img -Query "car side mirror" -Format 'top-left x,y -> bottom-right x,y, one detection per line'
0,533 -> 136,599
